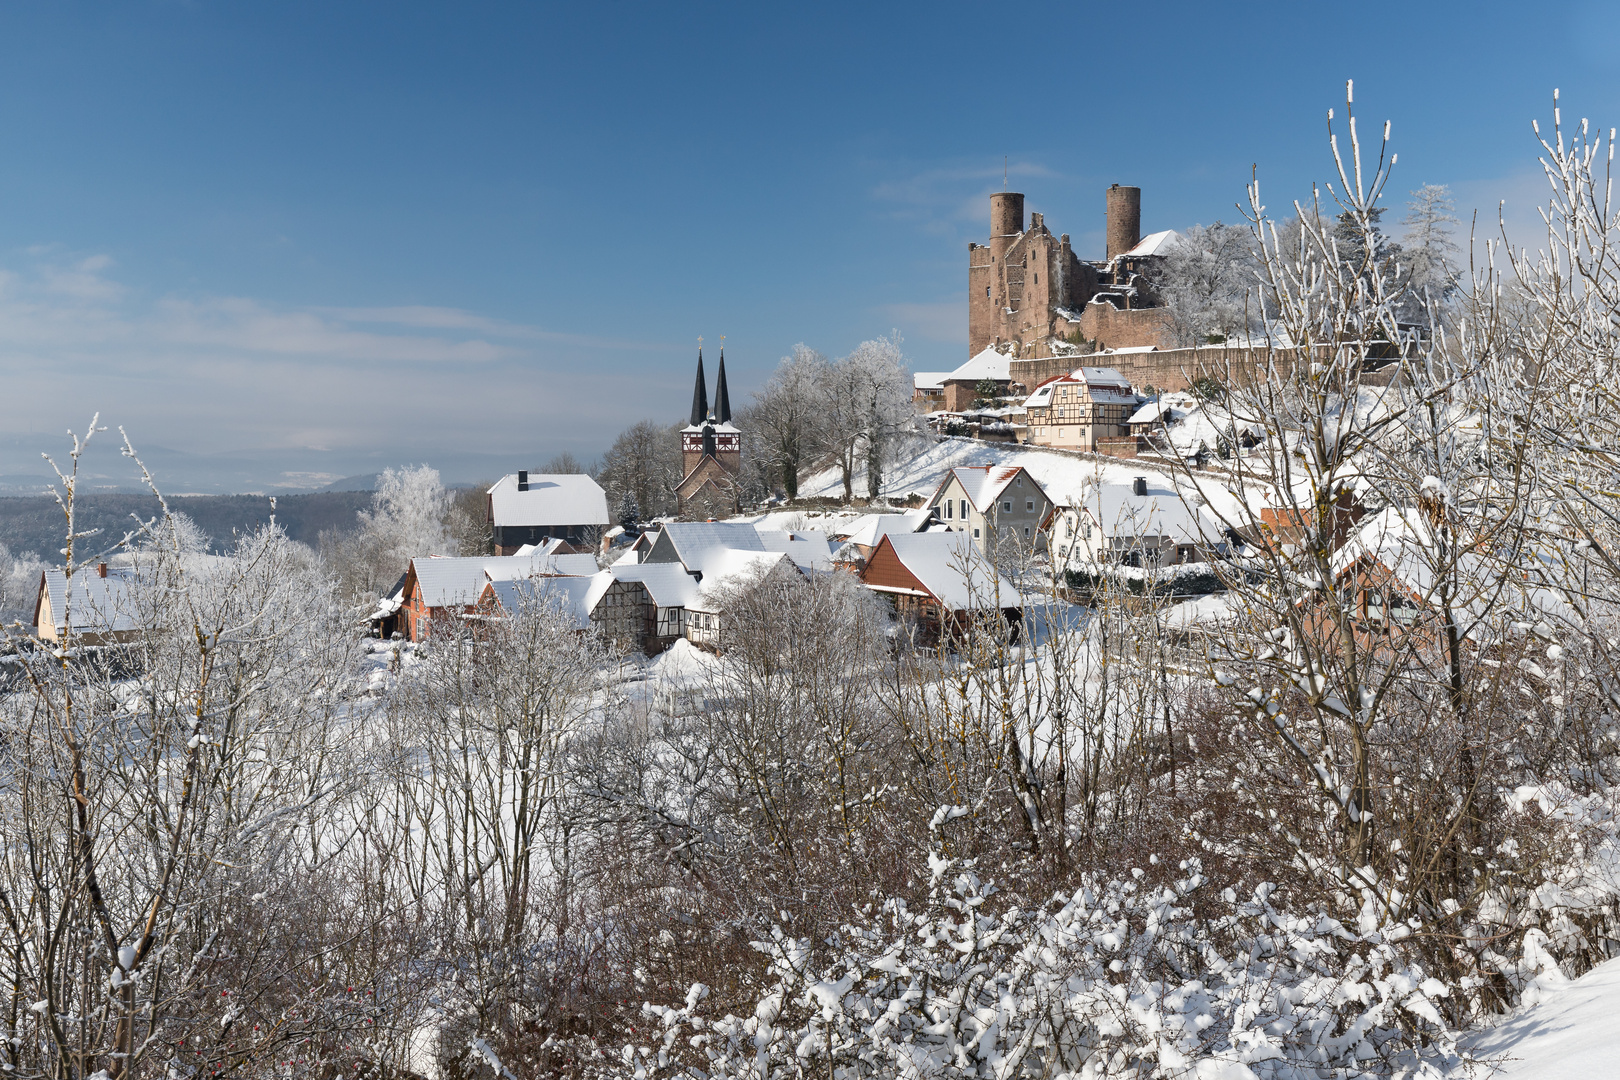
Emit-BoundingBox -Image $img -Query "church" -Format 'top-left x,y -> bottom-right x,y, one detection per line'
675,348 -> 742,519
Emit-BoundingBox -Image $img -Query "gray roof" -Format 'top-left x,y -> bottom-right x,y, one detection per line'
484,575 -> 599,630
410,552 -> 600,608
38,568 -> 141,635
652,522 -> 766,576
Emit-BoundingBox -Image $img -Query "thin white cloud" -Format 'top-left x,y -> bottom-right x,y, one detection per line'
0,249 -> 689,477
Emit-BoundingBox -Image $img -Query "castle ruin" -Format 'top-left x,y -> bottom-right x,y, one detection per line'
968,184 -> 1178,359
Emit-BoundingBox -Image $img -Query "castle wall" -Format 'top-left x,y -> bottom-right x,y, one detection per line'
1010,346 -> 1299,397
1072,303 -> 1175,351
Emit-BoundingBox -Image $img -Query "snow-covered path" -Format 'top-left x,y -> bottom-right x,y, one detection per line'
1461,957 -> 1620,1078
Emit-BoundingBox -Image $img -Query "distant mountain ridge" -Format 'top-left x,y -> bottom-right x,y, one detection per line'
0,491 -> 376,560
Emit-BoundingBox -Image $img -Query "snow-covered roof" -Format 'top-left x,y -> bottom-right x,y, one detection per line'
873,530 -> 1021,610
38,568 -> 142,636
484,552 -> 601,580
832,511 -> 930,548
756,529 -> 836,572
1125,399 -> 1192,427
607,561 -> 700,610
1074,481 -> 1224,545
1121,229 -> 1180,258
654,521 -> 771,575
935,464 -> 1046,514
914,372 -> 950,391
487,473 -> 610,528
1024,367 -> 1137,407
482,574 -> 600,630
1022,381 -> 1059,409
409,552 -> 599,608
511,537 -> 572,557
945,346 -> 1013,384
1329,508 -> 1492,601
692,550 -> 797,612
679,420 -> 742,435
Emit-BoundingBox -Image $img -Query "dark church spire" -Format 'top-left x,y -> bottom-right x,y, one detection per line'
689,348 -> 709,426
714,348 -> 732,423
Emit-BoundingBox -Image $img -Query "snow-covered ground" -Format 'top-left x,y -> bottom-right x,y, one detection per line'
1460,956 -> 1620,1078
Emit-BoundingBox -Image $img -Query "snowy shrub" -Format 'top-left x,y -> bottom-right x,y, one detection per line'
616,855 -> 1459,1080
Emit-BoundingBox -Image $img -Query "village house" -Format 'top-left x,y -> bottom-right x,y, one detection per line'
396,551 -> 600,640
636,521 -> 833,577
588,561 -> 700,654
1313,507 -> 1571,655
1049,476 -> 1230,568
1022,367 -> 1141,453
922,346 -> 1016,414
927,465 -> 1055,554
829,510 -> 932,570
858,530 -> 1023,645
487,472 -> 611,555
684,549 -> 803,649
34,564 -> 142,645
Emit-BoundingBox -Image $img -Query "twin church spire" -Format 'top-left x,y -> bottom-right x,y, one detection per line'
677,343 -> 741,518
688,346 -> 733,427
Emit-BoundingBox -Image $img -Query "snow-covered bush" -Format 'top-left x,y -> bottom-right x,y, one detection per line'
618,854 -> 1459,1079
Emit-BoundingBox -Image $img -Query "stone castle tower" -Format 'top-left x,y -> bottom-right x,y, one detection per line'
967,184 -> 1176,358
675,348 -> 742,518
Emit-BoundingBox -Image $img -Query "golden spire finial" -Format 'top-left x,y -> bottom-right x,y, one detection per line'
697,335 -> 703,348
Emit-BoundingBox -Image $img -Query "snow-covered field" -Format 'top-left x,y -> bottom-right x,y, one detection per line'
1460,956 -> 1620,1078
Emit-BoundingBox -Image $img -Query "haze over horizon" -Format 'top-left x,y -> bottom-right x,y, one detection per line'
0,0 -> 1615,493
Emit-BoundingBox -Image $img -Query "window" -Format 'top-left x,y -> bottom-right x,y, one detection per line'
1026,499 -> 1035,512
1002,500 -> 1012,512
960,499 -> 968,519
943,500 -> 953,520
1034,273 -> 1039,284
986,286 -> 991,298
973,528 -> 980,538
1024,526 -> 1031,538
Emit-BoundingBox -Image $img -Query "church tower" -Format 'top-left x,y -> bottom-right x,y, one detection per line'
676,346 -> 742,518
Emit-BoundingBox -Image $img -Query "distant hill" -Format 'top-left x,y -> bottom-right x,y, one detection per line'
0,490 -> 375,560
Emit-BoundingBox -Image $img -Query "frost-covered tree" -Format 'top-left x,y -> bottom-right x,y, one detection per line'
1398,182 -> 1462,323
1157,220 -> 1262,345
598,418 -> 683,519
749,343 -> 829,501
823,336 -> 913,502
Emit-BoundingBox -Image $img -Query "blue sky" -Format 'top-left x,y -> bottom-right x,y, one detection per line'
0,0 -> 1614,490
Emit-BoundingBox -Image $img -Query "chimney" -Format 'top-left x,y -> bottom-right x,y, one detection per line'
1133,477 -> 1148,497
517,470 -> 529,492
97,562 -> 108,578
